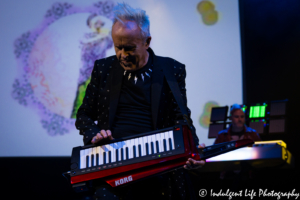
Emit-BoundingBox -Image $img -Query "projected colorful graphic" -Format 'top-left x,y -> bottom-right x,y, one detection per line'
12,1 -> 114,136
199,101 -> 219,128
197,0 -> 218,25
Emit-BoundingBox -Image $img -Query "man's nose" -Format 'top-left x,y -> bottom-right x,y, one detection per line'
121,49 -> 128,58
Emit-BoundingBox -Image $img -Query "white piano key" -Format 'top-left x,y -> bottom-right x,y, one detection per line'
80,150 -> 86,169
160,133 -> 165,152
89,148 -> 93,166
140,137 -> 146,156
123,140 -> 129,160
104,145 -> 110,164
134,138 -> 139,157
85,149 -> 91,168
106,144 -> 113,163
155,133 -> 163,153
147,135 -> 153,154
164,132 -> 170,151
92,147 -> 97,166
95,146 -> 100,165
151,135 -> 157,154
128,139 -> 135,159
117,142 -> 122,161
111,143 -> 118,163
106,144 -> 112,163
155,133 -> 160,152
89,148 -> 93,167
98,146 -> 105,165
169,131 -> 175,150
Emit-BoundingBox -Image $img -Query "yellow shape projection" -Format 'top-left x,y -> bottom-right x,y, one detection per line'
199,101 -> 219,128
197,1 -> 218,25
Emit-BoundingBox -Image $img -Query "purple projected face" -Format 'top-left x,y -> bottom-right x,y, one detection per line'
12,1 -> 114,136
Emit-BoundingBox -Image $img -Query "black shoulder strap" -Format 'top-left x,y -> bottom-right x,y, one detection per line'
160,59 -> 198,144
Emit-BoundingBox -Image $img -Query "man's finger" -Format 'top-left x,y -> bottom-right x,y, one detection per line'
198,160 -> 206,165
100,129 -> 108,138
91,133 -> 103,144
188,158 -> 197,164
184,158 -> 205,170
184,165 -> 191,170
96,133 -> 103,140
186,160 -> 191,167
187,159 -> 198,168
185,158 -> 205,169
92,136 -> 99,144
193,160 -> 205,166
106,130 -> 114,140
189,158 -> 205,165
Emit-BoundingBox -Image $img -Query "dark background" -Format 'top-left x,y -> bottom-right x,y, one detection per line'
1,0 -> 300,199
197,0 -> 300,198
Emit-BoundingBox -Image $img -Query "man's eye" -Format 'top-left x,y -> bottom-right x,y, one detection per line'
124,46 -> 136,51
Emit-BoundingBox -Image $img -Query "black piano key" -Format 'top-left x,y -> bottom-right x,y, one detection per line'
91,154 -> 94,166
169,138 -> 173,150
108,151 -> 111,163
96,153 -> 99,166
115,149 -> 119,162
103,152 -> 106,164
151,142 -> 154,154
146,143 -> 149,155
121,148 -> 124,160
138,144 -> 142,156
86,155 -> 89,167
163,139 -> 167,151
156,141 -> 159,153
126,147 -> 129,160
133,146 -> 136,158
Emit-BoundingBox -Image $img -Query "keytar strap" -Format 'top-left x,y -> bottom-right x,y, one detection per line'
161,59 -> 199,145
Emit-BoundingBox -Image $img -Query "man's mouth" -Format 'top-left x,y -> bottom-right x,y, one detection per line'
121,62 -> 130,67
120,60 -> 133,67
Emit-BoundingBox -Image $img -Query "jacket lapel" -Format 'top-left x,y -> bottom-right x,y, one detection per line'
151,52 -> 165,129
108,59 -> 124,129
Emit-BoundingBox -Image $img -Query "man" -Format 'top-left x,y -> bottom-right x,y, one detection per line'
214,104 -> 261,182
75,3 -> 205,199
214,104 -> 261,144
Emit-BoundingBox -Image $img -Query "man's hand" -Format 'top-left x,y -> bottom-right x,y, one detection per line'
184,143 -> 206,170
91,129 -> 114,144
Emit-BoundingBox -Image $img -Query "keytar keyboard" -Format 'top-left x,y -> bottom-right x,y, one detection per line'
76,129 -> 179,174
69,124 -> 254,189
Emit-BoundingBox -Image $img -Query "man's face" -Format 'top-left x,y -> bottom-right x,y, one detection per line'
112,20 -> 151,71
231,109 -> 245,129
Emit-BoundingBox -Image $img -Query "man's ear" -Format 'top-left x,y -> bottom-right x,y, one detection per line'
145,36 -> 151,48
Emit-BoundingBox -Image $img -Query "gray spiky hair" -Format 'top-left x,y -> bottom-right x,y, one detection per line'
113,2 -> 150,40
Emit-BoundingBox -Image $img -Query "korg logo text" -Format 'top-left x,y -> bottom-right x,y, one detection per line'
115,175 -> 133,186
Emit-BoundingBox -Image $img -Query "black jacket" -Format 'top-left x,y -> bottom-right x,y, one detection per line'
75,48 -> 197,145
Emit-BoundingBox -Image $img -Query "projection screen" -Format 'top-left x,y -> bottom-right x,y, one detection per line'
0,0 -> 242,156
